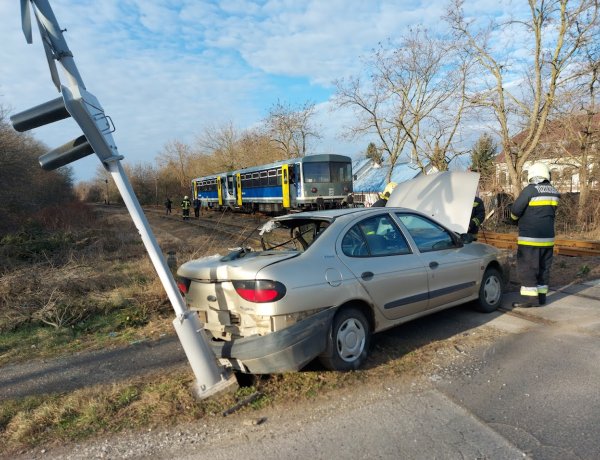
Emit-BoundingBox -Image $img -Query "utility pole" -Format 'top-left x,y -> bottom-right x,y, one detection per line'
155,176 -> 159,206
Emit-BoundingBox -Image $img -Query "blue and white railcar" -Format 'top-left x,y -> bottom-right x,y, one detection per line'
192,154 -> 353,213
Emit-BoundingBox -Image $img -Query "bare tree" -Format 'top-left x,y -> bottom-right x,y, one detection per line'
553,19 -> 600,222
334,28 -> 470,181
0,105 -> 74,232
264,100 -> 321,158
447,0 -> 599,195
156,140 -> 196,190
196,122 -> 241,173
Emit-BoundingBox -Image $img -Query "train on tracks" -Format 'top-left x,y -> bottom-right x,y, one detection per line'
191,154 -> 353,213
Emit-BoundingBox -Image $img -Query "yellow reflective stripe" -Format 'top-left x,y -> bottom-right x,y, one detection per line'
472,202 -> 479,207
537,285 -> 549,294
529,200 -> 559,206
472,218 -> 480,225
520,286 -> 538,296
517,240 -> 555,247
510,213 -> 519,220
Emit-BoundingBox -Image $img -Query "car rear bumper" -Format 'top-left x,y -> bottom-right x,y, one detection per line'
209,307 -> 336,374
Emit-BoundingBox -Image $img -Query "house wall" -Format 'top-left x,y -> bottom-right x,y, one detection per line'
494,159 -> 598,193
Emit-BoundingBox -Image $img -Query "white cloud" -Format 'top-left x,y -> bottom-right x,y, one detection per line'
0,0 -> 552,183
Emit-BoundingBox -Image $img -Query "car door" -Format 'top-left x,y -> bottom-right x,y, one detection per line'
394,212 -> 480,308
337,213 -> 430,320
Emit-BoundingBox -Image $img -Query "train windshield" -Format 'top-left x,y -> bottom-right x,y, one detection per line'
303,161 -> 352,183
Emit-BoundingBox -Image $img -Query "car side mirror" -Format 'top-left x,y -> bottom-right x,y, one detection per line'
460,233 -> 474,244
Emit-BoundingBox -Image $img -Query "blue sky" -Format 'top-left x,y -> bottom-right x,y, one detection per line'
0,0 -> 522,182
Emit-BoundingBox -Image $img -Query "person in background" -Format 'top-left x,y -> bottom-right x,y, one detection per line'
181,195 -> 191,221
193,197 -> 201,219
341,193 -> 355,208
468,196 -> 485,239
164,197 -> 172,215
509,163 -> 560,308
372,182 -> 397,207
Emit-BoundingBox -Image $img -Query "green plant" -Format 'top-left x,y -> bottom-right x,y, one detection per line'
577,264 -> 591,277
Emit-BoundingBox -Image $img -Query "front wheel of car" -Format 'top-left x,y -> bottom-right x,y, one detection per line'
476,267 -> 503,313
319,307 -> 371,371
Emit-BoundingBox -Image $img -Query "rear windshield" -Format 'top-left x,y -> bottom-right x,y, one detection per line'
260,219 -> 331,252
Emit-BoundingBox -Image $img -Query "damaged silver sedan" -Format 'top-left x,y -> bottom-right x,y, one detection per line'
177,204 -> 508,375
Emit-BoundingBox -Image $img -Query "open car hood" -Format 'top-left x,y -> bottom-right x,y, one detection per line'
386,171 -> 480,234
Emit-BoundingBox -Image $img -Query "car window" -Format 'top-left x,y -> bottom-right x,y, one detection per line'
395,213 -> 456,252
342,215 -> 411,257
260,219 -> 331,252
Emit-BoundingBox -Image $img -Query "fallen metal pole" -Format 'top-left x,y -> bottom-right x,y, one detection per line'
13,0 -> 234,398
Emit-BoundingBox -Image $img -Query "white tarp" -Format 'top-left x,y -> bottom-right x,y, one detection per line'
386,171 -> 480,234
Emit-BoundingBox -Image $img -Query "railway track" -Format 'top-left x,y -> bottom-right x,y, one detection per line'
145,207 -> 267,246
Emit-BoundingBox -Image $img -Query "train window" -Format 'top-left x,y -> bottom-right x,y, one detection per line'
303,161 -> 352,183
260,171 -> 268,186
276,168 -> 282,186
331,162 -> 353,182
268,169 -> 277,186
303,162 -> 330,183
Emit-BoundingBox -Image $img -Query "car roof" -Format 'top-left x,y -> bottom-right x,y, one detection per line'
271,207 -> 421,222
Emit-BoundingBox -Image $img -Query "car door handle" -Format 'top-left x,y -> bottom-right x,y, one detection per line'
361,271 -> 374,281
429,261 -> 439,269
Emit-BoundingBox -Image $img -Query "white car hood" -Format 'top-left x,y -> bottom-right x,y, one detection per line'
386,171 -> 480,234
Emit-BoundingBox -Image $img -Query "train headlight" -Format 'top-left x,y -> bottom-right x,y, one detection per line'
311,187 -> 318,193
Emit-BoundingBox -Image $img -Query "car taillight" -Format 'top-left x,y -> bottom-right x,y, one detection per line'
177,278 -> 191,295
233,280 -> 286,303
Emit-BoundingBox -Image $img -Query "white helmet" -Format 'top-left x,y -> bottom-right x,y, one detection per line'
527,163 -> 550,183
184,195 -> 189,199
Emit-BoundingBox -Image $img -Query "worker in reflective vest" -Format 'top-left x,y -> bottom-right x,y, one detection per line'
509,163 -> 560,308
468,196 -> 485,239
181,195 -> 191,221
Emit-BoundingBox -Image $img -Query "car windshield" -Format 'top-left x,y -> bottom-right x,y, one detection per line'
260,219 -> 331,252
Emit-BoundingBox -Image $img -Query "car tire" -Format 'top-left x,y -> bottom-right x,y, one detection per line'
476,267 -> 503,313
319,307 -> 371,371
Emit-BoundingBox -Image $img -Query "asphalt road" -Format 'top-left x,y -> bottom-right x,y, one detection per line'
9,282 -> 600,460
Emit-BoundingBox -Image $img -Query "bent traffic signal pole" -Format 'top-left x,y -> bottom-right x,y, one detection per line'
10,0 -> 234,398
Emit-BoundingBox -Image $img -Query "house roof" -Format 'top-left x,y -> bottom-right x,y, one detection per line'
495,113 -> 600,163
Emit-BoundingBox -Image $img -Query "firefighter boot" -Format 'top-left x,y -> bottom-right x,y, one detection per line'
538,293 -> 547,305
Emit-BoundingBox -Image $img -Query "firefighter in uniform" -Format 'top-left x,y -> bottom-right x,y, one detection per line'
372,182 -> 397,207
181,195 -> 191,221
468,196 -> 485,239
509,163 -> 560,308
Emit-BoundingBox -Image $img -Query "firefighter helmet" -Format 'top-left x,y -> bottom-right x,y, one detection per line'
528,163 -> 550,183
380,182 -> 398,199
184,195 -> 189,199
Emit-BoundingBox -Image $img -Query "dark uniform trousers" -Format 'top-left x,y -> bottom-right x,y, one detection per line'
516,245 -> 553,296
